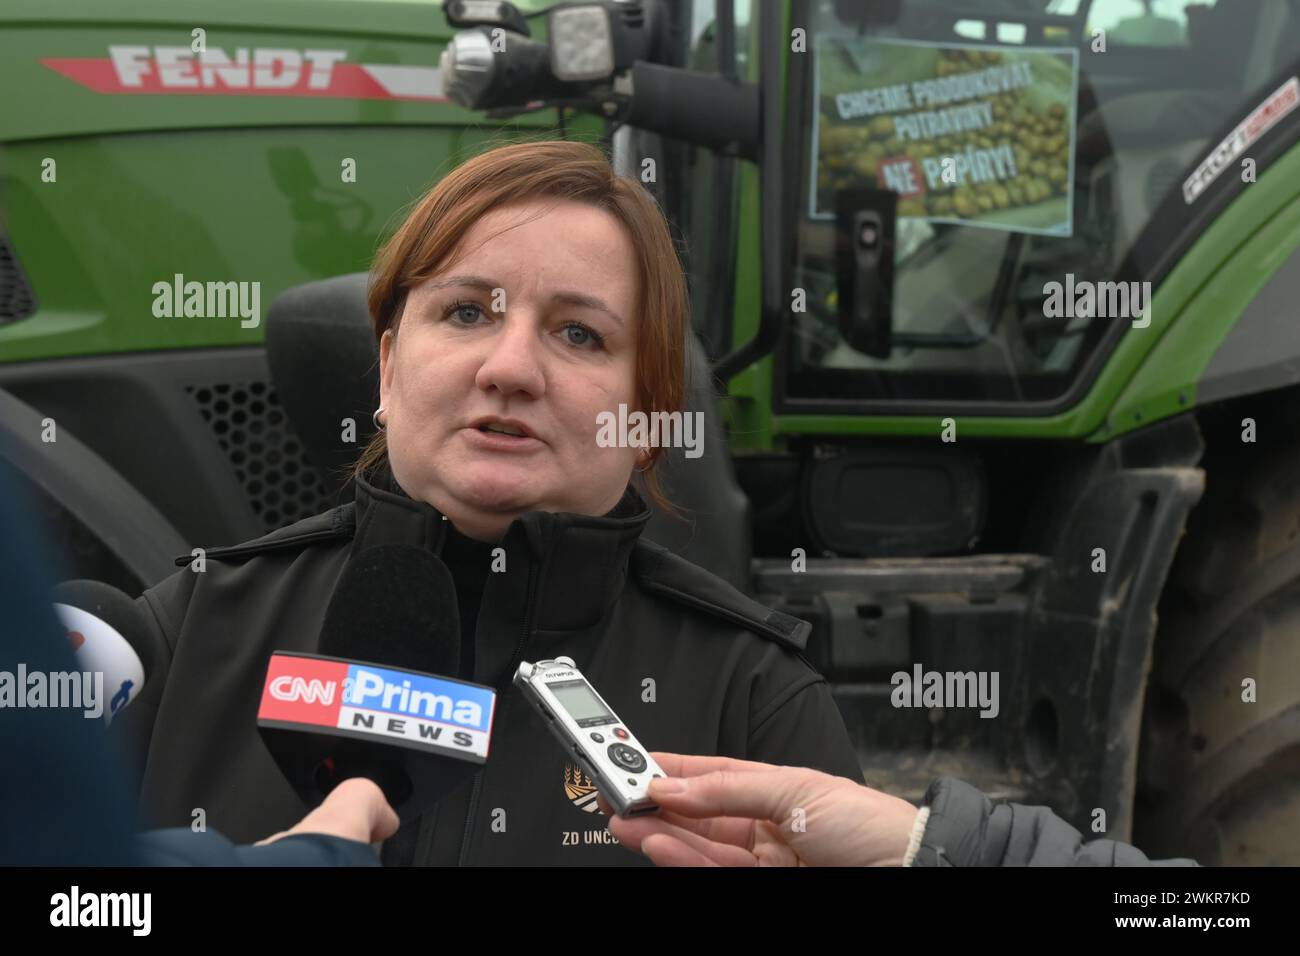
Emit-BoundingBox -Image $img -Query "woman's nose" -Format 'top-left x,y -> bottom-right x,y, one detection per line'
473,313 -> 546,398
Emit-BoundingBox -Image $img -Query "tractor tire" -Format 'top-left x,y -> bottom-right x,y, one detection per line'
1135,435 -> 1300,865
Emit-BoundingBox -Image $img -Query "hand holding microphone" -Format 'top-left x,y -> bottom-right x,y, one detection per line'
42,578 -> 398,865
257,545 -> 496,826
256,777 -> 399,847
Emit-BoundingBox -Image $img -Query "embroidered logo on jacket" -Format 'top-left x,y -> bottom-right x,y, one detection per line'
564,763 -> 600,813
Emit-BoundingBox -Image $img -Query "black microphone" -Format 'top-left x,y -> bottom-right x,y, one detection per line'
257,545 -> 495,824
319,544 -> 461,675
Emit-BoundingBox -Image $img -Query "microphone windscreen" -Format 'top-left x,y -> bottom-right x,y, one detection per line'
49,579 -> 162,724
318,545 -> 460,678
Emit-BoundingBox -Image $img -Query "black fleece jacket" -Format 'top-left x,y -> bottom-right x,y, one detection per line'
130,467 -> 863,865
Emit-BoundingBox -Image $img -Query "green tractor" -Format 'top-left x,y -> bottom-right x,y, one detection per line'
4,0 -> 1300,864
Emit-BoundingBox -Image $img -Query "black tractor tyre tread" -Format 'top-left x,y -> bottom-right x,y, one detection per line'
1136,438 -> 1300,864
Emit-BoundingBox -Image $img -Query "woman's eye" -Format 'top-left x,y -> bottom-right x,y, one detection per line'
563,323 -> 604,349
447,302 -> 484,325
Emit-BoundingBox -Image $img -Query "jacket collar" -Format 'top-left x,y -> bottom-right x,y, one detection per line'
350,465 -> 652,637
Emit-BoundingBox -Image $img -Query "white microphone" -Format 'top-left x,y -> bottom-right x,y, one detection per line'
49,580 -> 164,727
51,602 -> 142,725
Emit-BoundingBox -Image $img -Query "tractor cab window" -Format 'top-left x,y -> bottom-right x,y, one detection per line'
784,0 -> 1300,409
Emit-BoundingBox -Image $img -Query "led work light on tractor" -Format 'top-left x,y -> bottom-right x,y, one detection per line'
440,0 -> 759,158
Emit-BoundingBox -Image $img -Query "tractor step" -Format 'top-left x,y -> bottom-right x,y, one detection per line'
752,553 -> 1048,598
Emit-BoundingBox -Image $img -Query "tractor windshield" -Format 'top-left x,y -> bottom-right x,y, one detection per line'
784,0 -> 1300,409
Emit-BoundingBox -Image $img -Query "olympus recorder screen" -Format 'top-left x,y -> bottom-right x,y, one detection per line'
549,680 -> 613,723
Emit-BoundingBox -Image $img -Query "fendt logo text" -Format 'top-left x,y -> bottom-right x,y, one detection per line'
41,45 -> 445,101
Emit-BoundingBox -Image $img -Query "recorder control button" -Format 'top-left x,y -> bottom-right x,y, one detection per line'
612,727 -> 629,740
590,732 -> 605,743
608,744 -> 647,773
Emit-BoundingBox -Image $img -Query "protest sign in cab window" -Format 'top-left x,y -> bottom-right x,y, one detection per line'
810,37 -> 1079,236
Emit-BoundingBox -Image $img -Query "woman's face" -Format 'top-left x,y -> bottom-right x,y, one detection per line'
378,199 -> 642,541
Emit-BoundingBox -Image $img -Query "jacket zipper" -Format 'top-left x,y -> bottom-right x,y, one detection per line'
455,561 -> 538,866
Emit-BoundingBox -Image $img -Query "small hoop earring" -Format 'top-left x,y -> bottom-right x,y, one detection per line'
372,407 -> 386,432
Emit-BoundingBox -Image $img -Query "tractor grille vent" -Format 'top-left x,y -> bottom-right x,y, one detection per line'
186,380 -> 334,533
0,234 -> 37,323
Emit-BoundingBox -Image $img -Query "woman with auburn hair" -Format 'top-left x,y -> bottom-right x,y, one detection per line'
131,139 -> 863,865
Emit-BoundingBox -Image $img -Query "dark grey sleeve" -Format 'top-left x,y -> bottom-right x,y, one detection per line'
134,829 -> 382,866
910,777 -> 1199,867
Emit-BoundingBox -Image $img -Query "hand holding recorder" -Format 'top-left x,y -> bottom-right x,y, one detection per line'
598,753 -> 920,867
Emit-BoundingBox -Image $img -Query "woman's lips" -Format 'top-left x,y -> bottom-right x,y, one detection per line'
463,426 -> 544,453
